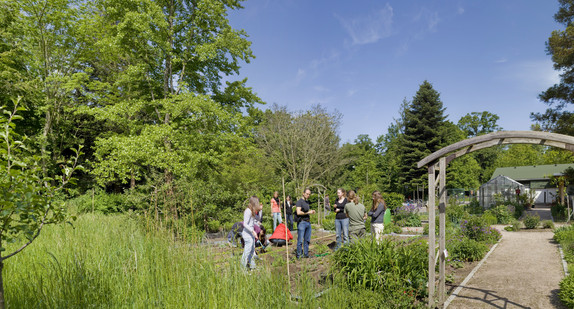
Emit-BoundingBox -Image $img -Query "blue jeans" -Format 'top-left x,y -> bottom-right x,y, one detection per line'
297,220 -> 312,257
286,214 -> 294,231
335,218 -> 349,249
273,212 -> 282,231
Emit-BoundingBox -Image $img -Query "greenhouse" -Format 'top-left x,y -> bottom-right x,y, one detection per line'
479,175 -> 526,208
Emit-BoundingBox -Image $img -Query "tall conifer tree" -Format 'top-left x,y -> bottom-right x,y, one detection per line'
398,81 -> 447,194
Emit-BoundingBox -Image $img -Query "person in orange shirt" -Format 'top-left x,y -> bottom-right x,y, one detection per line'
271,191 -> 282,231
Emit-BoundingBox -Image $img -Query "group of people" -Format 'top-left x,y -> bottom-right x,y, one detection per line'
238,188 -> 387,270
333,188 -> 387,249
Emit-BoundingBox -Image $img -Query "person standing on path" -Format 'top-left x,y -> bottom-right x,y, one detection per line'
368,191 -> 386,242
271,191 -> 282,231
284,195 -> 294,231
296,188 -> 315,259
334,188 -> 349,249
241,196 -> 261,270
345,190 -> 367,240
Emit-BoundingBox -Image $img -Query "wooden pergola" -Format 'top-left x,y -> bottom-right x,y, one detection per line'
417,131 -> 574,308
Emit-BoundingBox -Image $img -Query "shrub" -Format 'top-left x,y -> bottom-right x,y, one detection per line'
542,220 -> 555,229
465,199 -> 484,215
555,225 -> 574,243
382,192 -> 405,212
513,203 -> 524,219
206,220 -> 221,232
384,222 -> 403,234
448,237 -> 488,262
560,273 -> 574,308
461,216 -> 501,243
510,220 -> 521,231
552,203 -> 568,221
446,203 -> 469,224
485,205 -> 513,224
481,212 -> 497,226
523,214 -> 540,229
394,204 -> 422,227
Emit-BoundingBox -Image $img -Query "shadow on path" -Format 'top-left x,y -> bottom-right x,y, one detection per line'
449,285 -> 531,309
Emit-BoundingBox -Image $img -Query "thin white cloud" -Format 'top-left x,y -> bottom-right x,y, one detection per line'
313,85 -> 330,92
413,8 -> 441,34
347,89 -> 358,97
503,59 -> 560,91
457,5 -> 465,15
336,3 -> 394,45
495,58 -> 508,63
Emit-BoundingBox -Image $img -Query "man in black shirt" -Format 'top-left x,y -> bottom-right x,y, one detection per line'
296,188 -> 315,258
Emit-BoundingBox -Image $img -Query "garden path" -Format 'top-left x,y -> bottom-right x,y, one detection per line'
447,228 -> 566,309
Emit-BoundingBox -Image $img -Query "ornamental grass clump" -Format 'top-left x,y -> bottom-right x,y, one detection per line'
331,237 -> 428,302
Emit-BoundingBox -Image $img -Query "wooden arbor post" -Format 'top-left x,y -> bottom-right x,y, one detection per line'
418,130 -> 574,308
426,157 -> 447,308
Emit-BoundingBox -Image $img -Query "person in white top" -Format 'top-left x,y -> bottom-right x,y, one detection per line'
241,196 -> 262,270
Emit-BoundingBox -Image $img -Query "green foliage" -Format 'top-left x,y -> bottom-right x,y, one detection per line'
4,213 -> 297,308
206,220 -> 221,233
542,220 -> 555,229
484,205 -> 513,224
457,111 -> 502,138
382,192 -> 404,212
523,214 -> 540,229
0,100 -> 82,256
552,203 -> 568,221
554,225 -> 574,265
560,273 -> 574,308
481,212 -> 498,226
513,203 -> 525,219
68,191 -> 136,214
385,222 -> 403,234
460,216 -> 501,243
465,199 -> 484,215
534,0 -> 574,135
508,220 -> 522,231
394,204 -> 422,227
331,237 -> 428,298
398,81 -> 449,192
448,237 -> 488,262
447,203 -> 470,224
322,212 -> 336,231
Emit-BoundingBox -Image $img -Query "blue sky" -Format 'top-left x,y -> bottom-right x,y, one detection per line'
229,0 -> 562,144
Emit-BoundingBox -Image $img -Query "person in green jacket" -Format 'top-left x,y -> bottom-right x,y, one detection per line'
344,190 -> 367,239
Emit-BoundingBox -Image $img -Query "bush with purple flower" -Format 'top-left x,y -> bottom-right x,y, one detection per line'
461,216 -> 501,243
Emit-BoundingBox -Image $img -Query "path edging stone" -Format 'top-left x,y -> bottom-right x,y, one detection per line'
443,240 -> 500,308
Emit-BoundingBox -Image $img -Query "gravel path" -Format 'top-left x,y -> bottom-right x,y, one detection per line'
447,228 -> 567,309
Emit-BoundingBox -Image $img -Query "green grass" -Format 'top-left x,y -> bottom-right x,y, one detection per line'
4,213 -> 429,308
4,213 -> 303,308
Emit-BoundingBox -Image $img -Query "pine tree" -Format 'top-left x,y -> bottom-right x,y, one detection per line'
398,81 -> 447,194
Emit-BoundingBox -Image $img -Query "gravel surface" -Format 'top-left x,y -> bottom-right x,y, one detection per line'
447,228 -> 567,308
